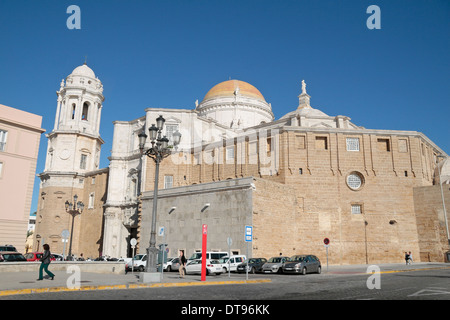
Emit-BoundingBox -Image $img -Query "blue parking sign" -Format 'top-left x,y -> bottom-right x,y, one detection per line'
245,225 -> 252,242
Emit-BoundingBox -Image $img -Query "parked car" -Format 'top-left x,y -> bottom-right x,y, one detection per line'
188,251 -> 229,261
118,257 -> 132,264
125,254 -> 147,272
217,255 -> 246,272
236,258 -> 267,274
52,254 -> 64,261
0,251 -> 27,262
0,245 -> 17,252
185,259 -> 223,275
282,254 -> 321,275
164,257 -> 180,272
261,256 -> 290,274
24,252 -> 55,262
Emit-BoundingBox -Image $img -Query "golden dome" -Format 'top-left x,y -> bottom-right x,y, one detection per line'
202,80 -> 266,102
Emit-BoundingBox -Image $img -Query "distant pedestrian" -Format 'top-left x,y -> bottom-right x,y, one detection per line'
179,250 -> 187,278
37,244 -> 55,281
408,251 -> 413,264
405,251 -> 411,265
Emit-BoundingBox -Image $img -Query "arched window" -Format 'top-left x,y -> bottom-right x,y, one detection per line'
81,102 -> 89,121
71,104 -> 76,120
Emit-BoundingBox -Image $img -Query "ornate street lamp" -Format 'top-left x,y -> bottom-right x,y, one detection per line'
65,194 -> 84,259
138,115 -> 181,275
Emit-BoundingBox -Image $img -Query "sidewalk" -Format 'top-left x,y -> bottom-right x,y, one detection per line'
1,262 -> 449,297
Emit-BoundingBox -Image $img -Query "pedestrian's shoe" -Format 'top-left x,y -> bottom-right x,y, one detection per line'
51,276 -> 54,280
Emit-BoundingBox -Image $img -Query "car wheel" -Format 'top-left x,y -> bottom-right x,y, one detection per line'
167,266 -> 171,272
301,267 -> 307,275
250,267 -> 256,274
317,266 -> 321,274
138,266 -> 144,272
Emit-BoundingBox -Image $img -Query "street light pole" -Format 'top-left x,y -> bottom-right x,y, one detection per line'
436,155 -> 449,246
138,115 -> 181,274
65,194 -> 84,258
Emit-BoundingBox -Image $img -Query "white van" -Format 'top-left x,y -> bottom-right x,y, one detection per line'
217,255 -> 246,272
188,251 -> 228,261
125,254 -> 147,272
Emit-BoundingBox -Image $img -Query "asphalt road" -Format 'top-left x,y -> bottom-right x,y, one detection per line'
3,266 -> 450,301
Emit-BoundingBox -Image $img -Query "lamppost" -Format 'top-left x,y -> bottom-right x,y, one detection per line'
138,115 -> 181,274
436,155 -> 449,246
65,194 -> 84,258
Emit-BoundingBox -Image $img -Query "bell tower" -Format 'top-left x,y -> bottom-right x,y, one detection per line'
45,63 -> 105,173
34,63 -> 106,256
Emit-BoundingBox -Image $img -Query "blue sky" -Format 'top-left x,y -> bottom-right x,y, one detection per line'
0,0 -> 449,215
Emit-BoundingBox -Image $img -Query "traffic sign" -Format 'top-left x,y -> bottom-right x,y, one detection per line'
323,238 -> 330,245
245,225 -> 252,242
61,229 -> 70,240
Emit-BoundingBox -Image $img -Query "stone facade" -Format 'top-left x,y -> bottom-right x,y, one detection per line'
413,185 -> 450,262
139,128 -> 448,264
34,66 -> 449,265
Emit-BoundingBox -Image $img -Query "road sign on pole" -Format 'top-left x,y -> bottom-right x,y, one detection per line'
323,238 -> 330,272
61,229 -> 70,261
245,225 -> 252,280
201,224 -> 208,281
245,225 -> 252,242
227,237 -> 232,278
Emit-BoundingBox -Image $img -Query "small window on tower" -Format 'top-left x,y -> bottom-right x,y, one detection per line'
80,154 -> 87,169
82,102 -> 89,121
71,104 -> 76,120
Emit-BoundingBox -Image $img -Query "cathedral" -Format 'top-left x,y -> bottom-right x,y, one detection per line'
33,63 -> 450,265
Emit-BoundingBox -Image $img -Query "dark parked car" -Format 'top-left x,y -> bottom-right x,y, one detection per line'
0,251 -> 27,262
236,258 -> 267,274
0,245 -> 17,252
282,254 -> 321,275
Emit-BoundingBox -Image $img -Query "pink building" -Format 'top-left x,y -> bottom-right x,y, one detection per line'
0,104 -> 45,253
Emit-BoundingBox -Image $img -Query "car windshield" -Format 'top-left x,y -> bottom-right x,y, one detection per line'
209,260 -> 220,264
2,254 -> 27,262
248,258 -> 261,264
189,253 -> 202,260
133,254 -> 144,260
268,257 -> 287,263
289,255 -> 306,262
217,258 -> 229,263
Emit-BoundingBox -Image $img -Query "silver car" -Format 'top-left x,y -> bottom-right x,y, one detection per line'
282,255 -> 321,275
262,256 -> 290,274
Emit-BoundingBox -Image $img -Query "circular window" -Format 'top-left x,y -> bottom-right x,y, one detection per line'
347,172 -> 364,190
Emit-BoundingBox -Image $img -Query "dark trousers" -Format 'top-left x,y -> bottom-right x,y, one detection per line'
39,263 -> 55,279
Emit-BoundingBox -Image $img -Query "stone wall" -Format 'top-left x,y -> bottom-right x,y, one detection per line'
140,178 -> 254,259
413,185 -> 450,262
